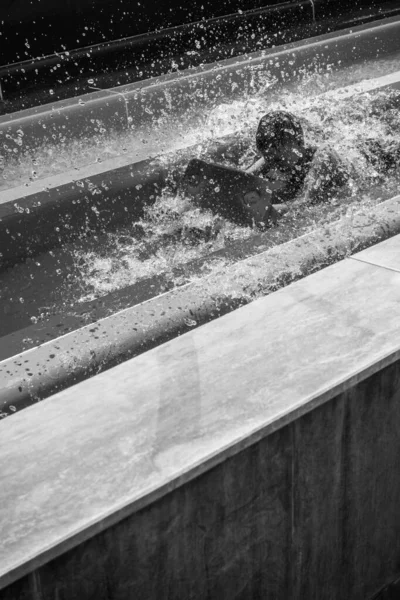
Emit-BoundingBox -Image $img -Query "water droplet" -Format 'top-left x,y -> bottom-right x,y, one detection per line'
184,318 -> 197,327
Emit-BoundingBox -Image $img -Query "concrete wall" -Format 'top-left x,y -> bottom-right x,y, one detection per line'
2,358 -> 400,599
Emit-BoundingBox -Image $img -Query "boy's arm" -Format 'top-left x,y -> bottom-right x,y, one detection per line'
303,145 -> 349,204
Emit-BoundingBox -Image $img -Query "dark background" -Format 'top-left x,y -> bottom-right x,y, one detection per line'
0,0 -> 392,66
1,0 -> 284,64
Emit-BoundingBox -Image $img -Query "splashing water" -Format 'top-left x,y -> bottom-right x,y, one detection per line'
70,192 -> 253,301
72,83 -> 400,303
1,54 -> 400,327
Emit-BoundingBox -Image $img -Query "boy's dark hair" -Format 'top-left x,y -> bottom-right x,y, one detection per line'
256,111 -> 304,154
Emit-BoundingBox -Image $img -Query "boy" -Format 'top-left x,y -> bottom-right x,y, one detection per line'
182,108 -> 399,230
182,110 -> 350,229
247,110 -> 350,206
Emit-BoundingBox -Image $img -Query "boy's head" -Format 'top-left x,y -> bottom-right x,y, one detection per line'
256,111 -> 305,172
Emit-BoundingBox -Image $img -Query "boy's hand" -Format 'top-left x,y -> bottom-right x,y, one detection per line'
272,203 -> 289,215
245,157 -> 266,175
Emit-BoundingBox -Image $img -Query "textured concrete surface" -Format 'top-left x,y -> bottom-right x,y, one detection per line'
352,233 -> 400,272
2,361 -> 400,599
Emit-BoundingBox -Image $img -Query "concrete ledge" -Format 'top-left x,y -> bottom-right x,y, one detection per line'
2,235 -> 400,595
1,194 -> 400,417
352,229 -> 400,271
